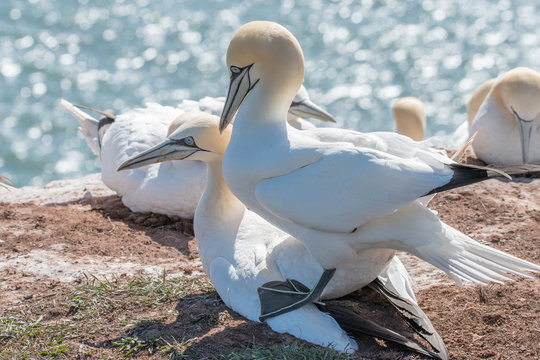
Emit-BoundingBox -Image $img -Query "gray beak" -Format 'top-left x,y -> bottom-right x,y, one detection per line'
117,139 -> 198,171
219,64 -> 259,133
289,99 -> 336,123
511,107 -> 534,164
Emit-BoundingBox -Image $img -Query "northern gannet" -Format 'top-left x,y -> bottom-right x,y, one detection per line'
218,21 -> 540,305
392,97 -> 426,141
118,112 -> 447,358
470,67 -> 540,164
60,86 -> 335,218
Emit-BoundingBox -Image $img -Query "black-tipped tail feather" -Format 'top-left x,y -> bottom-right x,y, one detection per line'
369,279 -> 448,359
426,163 -> 510,195
317,301 -> 444,359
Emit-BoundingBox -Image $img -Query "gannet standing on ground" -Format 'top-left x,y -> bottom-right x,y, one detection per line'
60,86 -> 335,218
392,97 -> 426,141
218,21 -> 540,306
470,67 -> 540,164
118,112 -> 447,358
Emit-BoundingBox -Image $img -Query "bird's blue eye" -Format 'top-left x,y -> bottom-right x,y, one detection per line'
231,66 -> 241,74
184,136 -> 195,146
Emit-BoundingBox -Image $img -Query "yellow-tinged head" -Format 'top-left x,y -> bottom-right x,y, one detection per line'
392,97 -> 426,141
118,112 -> 231,171
492,67 -> 540,121
220,21 -> 305,132
489,67 -> 540,163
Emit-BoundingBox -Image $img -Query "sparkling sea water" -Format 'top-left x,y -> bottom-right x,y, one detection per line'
1,0 -> 539,186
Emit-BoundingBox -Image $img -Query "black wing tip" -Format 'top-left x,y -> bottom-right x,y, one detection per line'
426,164 -> 490,196
370,279 -> 448,359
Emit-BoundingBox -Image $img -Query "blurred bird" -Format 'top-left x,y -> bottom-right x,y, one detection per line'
392,97 -> 426,141
470,67 -> 540,164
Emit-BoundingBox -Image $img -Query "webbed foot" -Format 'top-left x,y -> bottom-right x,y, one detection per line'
258,268 -> 335,321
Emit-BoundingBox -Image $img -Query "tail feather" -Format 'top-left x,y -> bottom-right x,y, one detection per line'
363,202 -> 540,286
0,175 -> 15,191
427,163 -> 540,196
426,163 -> 509,195
369,279 -> 449,360
60,99 -> 101,156
317,302 -> 444,359
418,221 -> 540,285
490,164 -> 540,178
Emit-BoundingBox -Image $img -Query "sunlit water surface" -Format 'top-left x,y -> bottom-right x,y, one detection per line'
1,0 -> 540,186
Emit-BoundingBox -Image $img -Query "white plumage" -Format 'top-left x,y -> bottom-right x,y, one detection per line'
60,85 -> 335,218
117,112 -> 424,353
470,67 -> 540,165
218,21 -> 539,282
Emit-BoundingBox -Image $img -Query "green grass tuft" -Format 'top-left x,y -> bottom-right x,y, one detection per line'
0,313 -> 73,359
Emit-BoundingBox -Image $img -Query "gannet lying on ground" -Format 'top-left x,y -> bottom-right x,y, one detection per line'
392,97 -> 426,141
118,112 -> 447,358
470,67 -> 540,164
217,21 -> 540,310
60,86 -> 335,218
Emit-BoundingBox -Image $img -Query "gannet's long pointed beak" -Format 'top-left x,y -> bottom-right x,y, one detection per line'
117,139 -> 199,171
511,107 -> 534,164
289,99 -> 336,123
219,64 -> 259,133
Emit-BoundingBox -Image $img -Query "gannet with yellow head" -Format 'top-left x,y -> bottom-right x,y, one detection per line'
60,85 -> 335,218
470,67 -> 540,164
392,97 -> 426,141
118,112 -> 448,357
217,21 -> 539,307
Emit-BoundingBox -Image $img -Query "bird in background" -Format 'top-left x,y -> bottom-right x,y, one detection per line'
392,96 -> 426,141
60,85 -> 335,218
470,67 -> 540,165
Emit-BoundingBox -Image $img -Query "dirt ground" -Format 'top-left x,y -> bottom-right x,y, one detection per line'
0,168 -> 539,359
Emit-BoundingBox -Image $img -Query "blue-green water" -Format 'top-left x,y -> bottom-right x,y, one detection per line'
1,0 -> 540,186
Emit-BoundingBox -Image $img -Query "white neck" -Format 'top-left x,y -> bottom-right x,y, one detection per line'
194,158 -> 245,272
235,82 -> 291,130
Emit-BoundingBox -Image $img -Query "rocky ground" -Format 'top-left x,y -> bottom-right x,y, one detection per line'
0,171 -> 538,359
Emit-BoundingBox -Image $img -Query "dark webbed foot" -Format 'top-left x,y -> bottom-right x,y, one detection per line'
258,268 -> 335,321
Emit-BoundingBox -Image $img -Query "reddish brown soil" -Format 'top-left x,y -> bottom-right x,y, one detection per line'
0,171 -> 538,359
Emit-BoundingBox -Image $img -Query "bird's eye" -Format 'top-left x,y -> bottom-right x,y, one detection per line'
230,66 -> 241,74
184,136 -> 195,146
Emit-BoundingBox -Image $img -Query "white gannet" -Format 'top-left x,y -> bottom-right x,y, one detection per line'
470,67 -> 540,164
218,21 -> 540,296
118,112 -> 447,358
392,97 -> 426,141
60,86 -> 335,218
